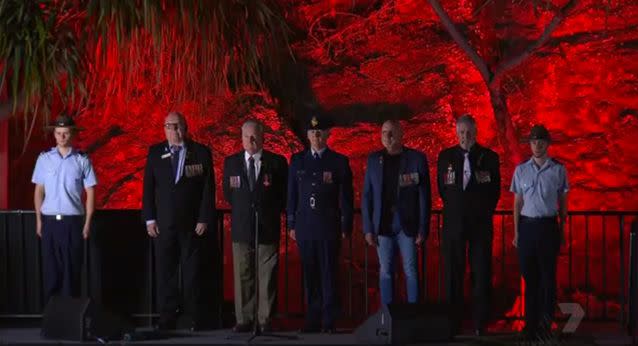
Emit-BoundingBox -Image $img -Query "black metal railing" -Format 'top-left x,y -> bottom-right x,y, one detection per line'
1,209 -> 636,329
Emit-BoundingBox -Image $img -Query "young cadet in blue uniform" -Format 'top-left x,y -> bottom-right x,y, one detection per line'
287,115 -> 353,334
32,114 -> 97,305
511,125 -> 568,340
142,111 -> 215,331
361,120 -> 431,305
437,114 -> 500,336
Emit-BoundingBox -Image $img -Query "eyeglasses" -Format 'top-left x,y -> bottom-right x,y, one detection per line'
164,123 -> 184,131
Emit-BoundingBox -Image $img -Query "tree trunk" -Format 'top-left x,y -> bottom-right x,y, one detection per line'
488,83 -> 522,162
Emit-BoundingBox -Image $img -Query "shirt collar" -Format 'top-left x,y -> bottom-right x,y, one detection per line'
53,146 -> 75,158
311,147 -> 327,157
167,142 -> 184,151
528,157 -> 554,171
245,150 -> 263,162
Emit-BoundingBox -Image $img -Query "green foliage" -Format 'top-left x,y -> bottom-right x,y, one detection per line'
0,0 -> 292,139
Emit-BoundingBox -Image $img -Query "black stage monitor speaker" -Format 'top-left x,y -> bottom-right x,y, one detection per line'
41,296 -> 131,341
354,303 -> 455,344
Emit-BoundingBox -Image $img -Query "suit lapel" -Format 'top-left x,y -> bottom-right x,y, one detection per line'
256,151 -> 268,187
374,151 -> 383,192
161,142 -> 175,185
397,149 -> 408,198
240,151 -> 249,187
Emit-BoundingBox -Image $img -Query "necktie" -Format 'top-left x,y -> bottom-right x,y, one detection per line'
463,152 -> 471,190
248,156 -> 256,190
171,145 -> 181,181
313,152 -> 320,160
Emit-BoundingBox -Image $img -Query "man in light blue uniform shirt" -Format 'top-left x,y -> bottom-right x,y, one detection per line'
510,124 -> 568,340
32,114 -> 97,304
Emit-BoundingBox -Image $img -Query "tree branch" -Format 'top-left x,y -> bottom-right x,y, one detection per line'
427,0 -> 492,84
492,0 -> 578,83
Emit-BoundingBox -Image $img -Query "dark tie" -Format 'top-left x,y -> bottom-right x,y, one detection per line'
248,156 -> 256,191
171,145 -> 181,181
313,152 -> 320,160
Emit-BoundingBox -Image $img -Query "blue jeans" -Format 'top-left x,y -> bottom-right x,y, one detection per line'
377,231 -> 419,304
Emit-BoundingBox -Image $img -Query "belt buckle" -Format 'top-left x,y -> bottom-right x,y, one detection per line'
55,215 -> 62,221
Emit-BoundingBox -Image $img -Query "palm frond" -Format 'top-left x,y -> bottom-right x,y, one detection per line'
0,0 -> 293,148
0,0 -> 85,126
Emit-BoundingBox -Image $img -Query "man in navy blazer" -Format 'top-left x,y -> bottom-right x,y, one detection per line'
362,120 -> 431,305
142,111 -> 215,331
287,114 -> 353,333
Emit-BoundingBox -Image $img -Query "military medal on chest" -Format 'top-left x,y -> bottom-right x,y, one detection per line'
445,163 -> 456,185
474,153 -> 491,183
263,173 -> 271,187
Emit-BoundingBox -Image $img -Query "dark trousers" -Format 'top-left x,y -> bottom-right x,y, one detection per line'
154,225 -> 203,321
41,215 -> 84,304
297,239 -> 339,328
442,218 -> 493,331
517,216 -> 560,333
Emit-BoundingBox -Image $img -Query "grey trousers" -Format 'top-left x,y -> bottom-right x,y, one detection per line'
232,242 -> 278,325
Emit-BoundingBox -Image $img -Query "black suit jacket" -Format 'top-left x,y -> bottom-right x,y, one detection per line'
222,150 -> 288,244
142,139 -> 216,230
437,144 -> 500,234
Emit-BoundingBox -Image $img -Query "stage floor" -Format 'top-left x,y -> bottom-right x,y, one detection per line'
0,324 -> 633,346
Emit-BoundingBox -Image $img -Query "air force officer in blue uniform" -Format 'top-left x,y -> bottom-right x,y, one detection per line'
287,115 -> 353,333
32,114 -> 97,305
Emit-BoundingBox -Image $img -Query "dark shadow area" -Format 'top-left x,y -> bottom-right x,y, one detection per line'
263,56 -> 413,143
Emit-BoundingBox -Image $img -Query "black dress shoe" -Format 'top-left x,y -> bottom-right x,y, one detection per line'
298,326 -> 321,334
154,318 -> 177,331
232,323 -> 252,333
259,323 -> 272,333
190,321 -> 205,332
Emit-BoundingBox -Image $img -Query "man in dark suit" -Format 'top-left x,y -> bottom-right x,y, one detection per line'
287,114 -> 353,334
142,111 -> 215,331
437,114 -> 500,336
362,120 -> 431,305
222,120 -> 288,333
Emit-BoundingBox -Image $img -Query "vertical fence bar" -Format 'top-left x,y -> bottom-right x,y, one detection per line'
422,240 -> 428,302
348,236 -> 353,318
569,214 -> 573,293
2,213 -> 8,314
285,218 -> 289,317
364,239 -> 369,316
628,225 -> 636,341
585,215 -> 590,317
300,269 -> 305,316
19,211 -> 26,313
620,215 -> 626,327
437,213 -> 442,303
602,215 -> 607,319
218,214 -> 224,327
501,213 -> 506,297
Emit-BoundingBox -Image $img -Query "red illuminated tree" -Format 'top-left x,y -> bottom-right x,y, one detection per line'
427,0 -> 577,159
